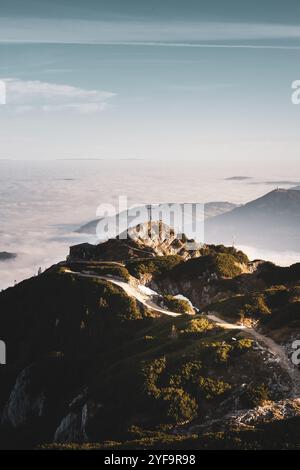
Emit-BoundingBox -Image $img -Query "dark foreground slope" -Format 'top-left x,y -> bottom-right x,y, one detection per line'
0,236 -> 299,450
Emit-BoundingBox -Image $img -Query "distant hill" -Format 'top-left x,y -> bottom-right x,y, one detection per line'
204,201 -> 239,218
225,176 -> 252,181
249,181 -> 300,186
206,189 -> 300,251
76,202 -> 239,235
0,252 -> 16,262
78,190 -> 300,251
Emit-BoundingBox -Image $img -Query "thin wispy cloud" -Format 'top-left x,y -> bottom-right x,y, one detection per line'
169,83 -> 234,92
1,78 -> 116,114
1,18 -> 300,46
3,40 -> 300,50
100,42 -> 300,50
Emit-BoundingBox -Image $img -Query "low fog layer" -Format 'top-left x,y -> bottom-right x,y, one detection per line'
0,159 -> 299,290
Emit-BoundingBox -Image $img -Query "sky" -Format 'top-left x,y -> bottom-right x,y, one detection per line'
0,0 -> 300,169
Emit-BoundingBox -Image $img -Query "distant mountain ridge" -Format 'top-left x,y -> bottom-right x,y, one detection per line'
205,189 -> 300,251
76,201 -> 239,235
77,189 -> 300,252
225,176 -> 252,181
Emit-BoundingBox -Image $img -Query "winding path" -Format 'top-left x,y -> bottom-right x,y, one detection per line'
63,268 -> 300,397
64,269 -> 181,317
207,313 -> 300,397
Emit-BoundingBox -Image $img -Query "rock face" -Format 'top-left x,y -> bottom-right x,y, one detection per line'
2,366 -> 46,429
232,398 -> 300,426
54,412 -> 85,443
189,398 -> 300,435
69,221 -> 201,262
53,400 -> 101,443
1,358 -> 82,443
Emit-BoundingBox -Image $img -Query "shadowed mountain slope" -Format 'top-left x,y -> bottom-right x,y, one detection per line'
205,189 -> 300,251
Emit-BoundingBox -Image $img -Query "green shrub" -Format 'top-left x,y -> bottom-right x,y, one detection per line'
170,253 -> 242,279
63,262 -> 131,281
235,338 -> 253,351
161,387 -> 198,424
264,286 -> 290,309
208,341 -> 233,363
87,265 -> 130,281
100,282 -> 142,320
214,253 -> 243,278
169,374 -> 182,387
168,360 -> 202,388
208,293 -> 271,322
197,377 -> 231,400
126,255 -> 183,279
259,262 -> 300,285
163,295 -> 192,314
201,245 -> 249,265
243,384 -> 270,407
180,361 -> 203,382
181,318 -> 213,334
141,358 -> 198,424
142,357 -> 166,398
241,294 -> 271,319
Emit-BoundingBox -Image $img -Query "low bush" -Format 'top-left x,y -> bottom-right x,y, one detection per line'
259,262 -> 300,285
99,281 -> 142,321
240,294 -> 271,319
235,338 -> 253,351
206,341 -> 233,364
160,387 -> 198,424
86,265 -> 130,281
197,377 -> 231,400
180,361 -> 203,383
208,293 -> 271,322
163,295 -> 192,314
170,253 -> 242,280
63,262 -> 130,281
141,357 -> 198,424
200,245 -> 249,265
126,255 -> 183,279
181,317 -> 213,335
243,383 -> 270,407
142,357 -> 167,398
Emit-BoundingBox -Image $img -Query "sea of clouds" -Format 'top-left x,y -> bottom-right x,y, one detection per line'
0,159 -> 299,290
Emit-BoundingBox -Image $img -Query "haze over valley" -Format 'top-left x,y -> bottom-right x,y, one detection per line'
1,159 -> 300,290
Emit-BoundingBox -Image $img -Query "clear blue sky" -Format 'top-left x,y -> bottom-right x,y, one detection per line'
0,0 -> 300,171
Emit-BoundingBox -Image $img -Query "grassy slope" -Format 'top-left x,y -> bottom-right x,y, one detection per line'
0,245 -> 299,449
